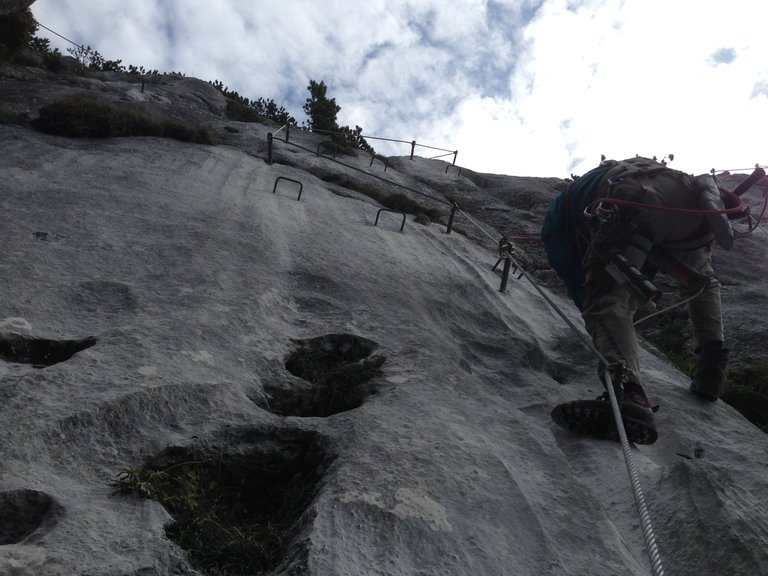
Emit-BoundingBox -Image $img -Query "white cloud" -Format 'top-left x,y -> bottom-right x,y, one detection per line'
30,0 -> 768,177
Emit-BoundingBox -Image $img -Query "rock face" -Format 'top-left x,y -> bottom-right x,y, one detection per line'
0,62 -> 228,128
0,0 -> 35,16
1,62 -> 767,576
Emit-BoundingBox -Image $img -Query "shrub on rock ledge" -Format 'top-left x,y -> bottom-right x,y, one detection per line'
33,96 -> 214,144
0,8 -> 36,63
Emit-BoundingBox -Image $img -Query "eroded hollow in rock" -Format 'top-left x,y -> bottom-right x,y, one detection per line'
259,333 -> 386,417
0,333 -> 96,367
69,280 -> 137,313
0,489 -> 60,545
113,428 -> 334,575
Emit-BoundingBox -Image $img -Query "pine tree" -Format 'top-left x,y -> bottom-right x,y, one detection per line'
303,80 -> 340,133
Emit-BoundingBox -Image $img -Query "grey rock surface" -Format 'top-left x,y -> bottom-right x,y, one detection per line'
1,64 -> 767,576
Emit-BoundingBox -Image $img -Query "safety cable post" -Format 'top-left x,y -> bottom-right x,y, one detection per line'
446,202 -> 459,234
499,255 -> 512,292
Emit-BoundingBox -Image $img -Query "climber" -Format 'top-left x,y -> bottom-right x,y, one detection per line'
544,156 -> 732,444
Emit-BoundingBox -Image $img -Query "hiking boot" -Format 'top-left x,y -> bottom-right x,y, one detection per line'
598,362 -> 633,404
621,381 -> 656,415
689,341 -> 729,401
594,379 -> 658,444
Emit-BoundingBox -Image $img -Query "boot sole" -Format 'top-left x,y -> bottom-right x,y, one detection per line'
551,399 -> 658,445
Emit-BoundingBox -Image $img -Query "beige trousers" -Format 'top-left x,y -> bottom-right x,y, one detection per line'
580,168 -> 724,383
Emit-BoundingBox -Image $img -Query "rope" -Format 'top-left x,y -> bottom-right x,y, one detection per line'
455,206 -> 666,576
508,235 -> 543,244
735,189 -> 768,235
633,283 -> 707,326
588,196 -> 746,217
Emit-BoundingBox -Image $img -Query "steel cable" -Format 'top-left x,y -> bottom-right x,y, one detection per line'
455,207 -> 666,576
504,249 -> 665,576
276,139 -> 449,205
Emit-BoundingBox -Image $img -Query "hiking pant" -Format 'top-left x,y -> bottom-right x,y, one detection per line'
580,169 -> 724,384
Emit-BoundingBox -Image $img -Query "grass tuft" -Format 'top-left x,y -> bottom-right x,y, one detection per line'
112,446 -> 325,574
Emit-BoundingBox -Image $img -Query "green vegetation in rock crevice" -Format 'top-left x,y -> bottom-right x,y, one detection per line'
642,318 -> 768,433
112,433 -> 334,575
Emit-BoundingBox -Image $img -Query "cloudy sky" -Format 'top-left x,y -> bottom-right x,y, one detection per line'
31,0 -> 767,177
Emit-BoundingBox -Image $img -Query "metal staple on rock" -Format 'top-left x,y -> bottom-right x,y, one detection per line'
455,207 -> 666,576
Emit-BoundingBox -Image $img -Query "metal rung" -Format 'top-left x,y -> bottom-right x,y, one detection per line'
273,176 -> 303,201
374,208 -> 406,232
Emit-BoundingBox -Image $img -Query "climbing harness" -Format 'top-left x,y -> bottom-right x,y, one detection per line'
584,165 -> 766,241
572,165 -> 766,319
605,252 -> 663,310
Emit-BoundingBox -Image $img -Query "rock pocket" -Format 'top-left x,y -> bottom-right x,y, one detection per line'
112,427 -> 334,575
0,333 -> 96,367
256,333 -> 386,417
0,489 -> 62,545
